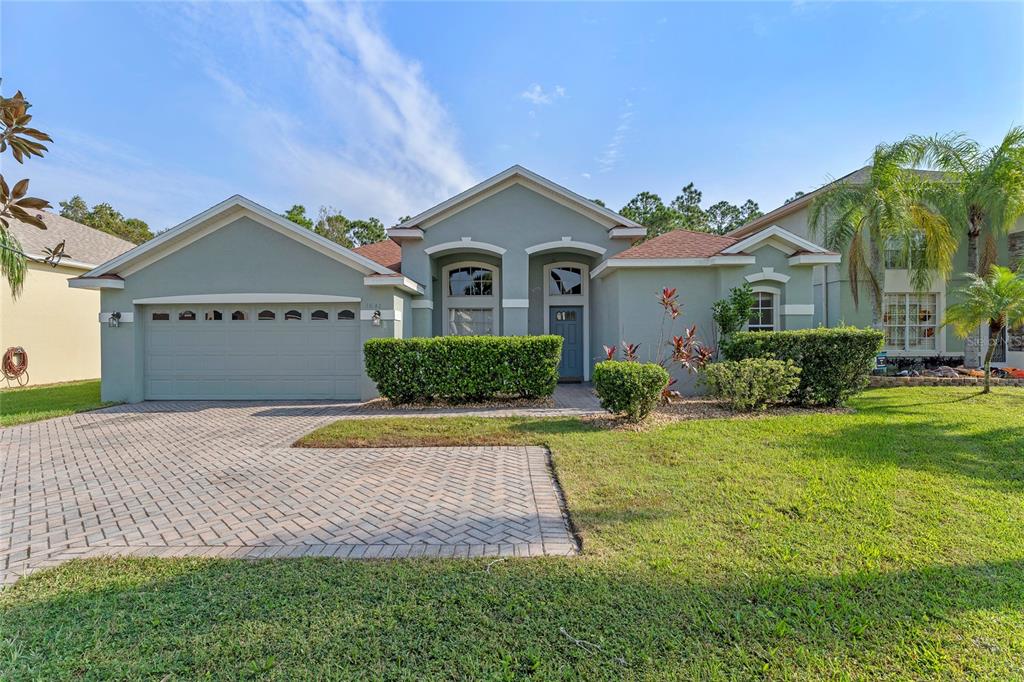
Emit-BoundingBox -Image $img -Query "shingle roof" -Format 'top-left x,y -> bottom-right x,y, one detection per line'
612,229 -> 739,259
7,210 -> 135,268
353,239 -> 402,272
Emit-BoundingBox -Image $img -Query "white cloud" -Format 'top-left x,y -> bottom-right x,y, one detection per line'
521,84 -> 566,105
596,100 -> 634,174
159,2 -> 476,224
581,172 -> 591,180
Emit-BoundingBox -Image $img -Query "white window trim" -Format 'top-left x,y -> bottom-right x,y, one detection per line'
441,260 -> 500,336
543,261 -> 590,380
748,285 -> 780,332
882,292 -> 945,355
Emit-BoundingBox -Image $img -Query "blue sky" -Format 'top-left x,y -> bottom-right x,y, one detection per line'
3,2 -> 1022,230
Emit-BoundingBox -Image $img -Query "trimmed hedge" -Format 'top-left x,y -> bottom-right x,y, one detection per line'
364,335 -> 562,403
722,327 -> 884,406
703,358 -> 801,411
592,361 -> 669,422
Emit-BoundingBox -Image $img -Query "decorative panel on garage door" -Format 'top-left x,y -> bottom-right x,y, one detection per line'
143,303 -> 361,399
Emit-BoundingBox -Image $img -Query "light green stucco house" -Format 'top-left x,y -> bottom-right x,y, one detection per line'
71,165 -> 858,402
727,167 -> 1024,371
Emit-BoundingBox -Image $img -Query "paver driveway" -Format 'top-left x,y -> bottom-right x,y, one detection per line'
0,399 -> 586,586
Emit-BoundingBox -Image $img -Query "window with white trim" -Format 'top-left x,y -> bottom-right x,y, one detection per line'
883,293 -> 937,350
448,266 -> 493,296
884,234 -> 926,270
442,261 -> 498,337
448,308 -> 494,336
548,266 -> 583,296
748,292 -> 776,332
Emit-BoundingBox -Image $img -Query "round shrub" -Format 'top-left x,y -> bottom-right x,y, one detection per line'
703,358 -> 801,411
722,327 -> 883,406
592,360 -> 669,422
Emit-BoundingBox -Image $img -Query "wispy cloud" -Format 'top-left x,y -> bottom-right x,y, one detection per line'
160,2 -> 476,224
521,84 -> 566,105
596,100 -> 633,174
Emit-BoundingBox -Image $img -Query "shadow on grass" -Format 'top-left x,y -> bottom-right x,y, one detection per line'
3,556 -> 1022,679
776,395 -> 1024,490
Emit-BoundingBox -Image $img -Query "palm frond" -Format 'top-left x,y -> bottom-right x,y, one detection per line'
0,228 -> 27,297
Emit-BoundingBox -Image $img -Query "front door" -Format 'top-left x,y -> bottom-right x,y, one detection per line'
550,306 -> 583,382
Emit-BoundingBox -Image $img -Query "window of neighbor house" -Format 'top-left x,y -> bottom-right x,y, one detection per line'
883,293 -> 937,351
748,292 -> 776,332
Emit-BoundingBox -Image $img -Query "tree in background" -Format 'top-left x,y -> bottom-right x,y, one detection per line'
59,196 -> 154,244
282,204 -> 314,230
944,265 -> 1024,392
784,191 -> 806,205
283,204 -> 388,248
0,87 -> 53,296
809,142 -> 955,327
706,199 -> 763,234
619,183 -> 762,239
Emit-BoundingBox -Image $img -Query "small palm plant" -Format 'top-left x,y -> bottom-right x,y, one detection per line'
943,266 -> 1024,393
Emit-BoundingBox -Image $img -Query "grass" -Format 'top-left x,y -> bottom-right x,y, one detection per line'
3,387 -> 1024,679
295,415 -> 586,447
0,379 -> 116,427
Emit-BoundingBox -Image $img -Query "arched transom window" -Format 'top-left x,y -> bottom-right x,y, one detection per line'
448,266 -> 493,297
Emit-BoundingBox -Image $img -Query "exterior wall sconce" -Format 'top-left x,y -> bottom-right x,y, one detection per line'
108,311 -> 122,328
371,310 -> 382,327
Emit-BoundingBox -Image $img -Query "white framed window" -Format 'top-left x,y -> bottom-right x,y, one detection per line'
204,310 -> 223,321
448,308 -> 494,336
442,261 -> 499,336
448,266 -> 494,296
748,291 -> 777,332
548,266 -> 583,296
883,293 -> 937,351
884,234 -> 926,270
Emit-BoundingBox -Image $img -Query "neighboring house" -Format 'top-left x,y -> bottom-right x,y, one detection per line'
728,167 -> 1024,369
71,166 -> 838,402
1,212 -> 134,386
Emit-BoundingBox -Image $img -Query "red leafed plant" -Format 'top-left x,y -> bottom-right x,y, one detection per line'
602,286 -> 713,403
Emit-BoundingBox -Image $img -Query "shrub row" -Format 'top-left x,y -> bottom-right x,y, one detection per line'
592,361 -> 669,421
703,358 -> 801,411
364,335 -> 562,403
722,327 -> 883,406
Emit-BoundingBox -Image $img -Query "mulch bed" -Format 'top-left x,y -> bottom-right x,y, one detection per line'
356,396 -> 556,411
585,398 -> 851,432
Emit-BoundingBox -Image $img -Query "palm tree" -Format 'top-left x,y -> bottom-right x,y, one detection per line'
909,127 -> 1024,276
809,142 -> 956,327
944,266 -> 1024,393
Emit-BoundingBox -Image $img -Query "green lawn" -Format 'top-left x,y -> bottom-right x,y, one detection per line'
3,387 -> 1024,679
0,379 -> 116,427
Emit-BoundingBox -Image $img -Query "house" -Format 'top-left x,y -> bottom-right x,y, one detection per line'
2,212 -> 134,386
71,166 -> 838,402
727,168 -> 1024,369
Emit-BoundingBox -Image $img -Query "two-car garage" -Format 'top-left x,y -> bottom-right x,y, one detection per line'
142,302 -> 363,400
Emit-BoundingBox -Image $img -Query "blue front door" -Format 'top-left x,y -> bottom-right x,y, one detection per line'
550,306 -> 583,382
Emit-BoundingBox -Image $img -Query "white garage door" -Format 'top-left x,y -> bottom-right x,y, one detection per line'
144,303 -> 361,400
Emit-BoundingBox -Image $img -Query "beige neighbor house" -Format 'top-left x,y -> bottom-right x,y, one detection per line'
1,212 -> 134,387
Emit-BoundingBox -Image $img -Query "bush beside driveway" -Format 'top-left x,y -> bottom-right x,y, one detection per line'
3,387 -> 1024,679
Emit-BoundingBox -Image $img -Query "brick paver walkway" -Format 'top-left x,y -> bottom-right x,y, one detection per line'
0,390 -> 594,586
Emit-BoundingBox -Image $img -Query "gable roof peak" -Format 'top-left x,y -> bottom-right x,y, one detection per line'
390,165 -> 643,232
